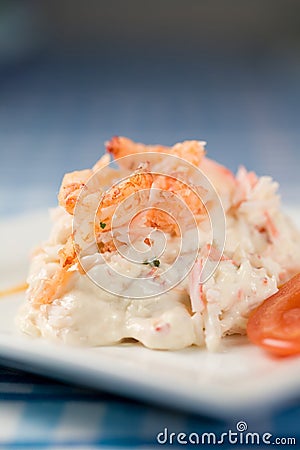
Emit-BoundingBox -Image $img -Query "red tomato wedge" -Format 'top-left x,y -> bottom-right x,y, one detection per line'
247,273 -> 300,356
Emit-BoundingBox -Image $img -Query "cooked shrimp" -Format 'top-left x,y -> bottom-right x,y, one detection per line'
58,169 -> 91,215
171,141 -> 206,167
27,233 -> 85,305
151,175 -> 207,216
58,235 -> 80,269
106,136 -> 206,168
58,154 -> 111,215
95,169 -> 208,241
28,267 -> 74,305
145,176 -> 207,235
60,139 -> 209,253
95,169 -> 154,233
106,136 -> 169,160
27,235 -> 80,305
144,209 -> 180,236
97,240 -> 117,253
100,170 -> 153,210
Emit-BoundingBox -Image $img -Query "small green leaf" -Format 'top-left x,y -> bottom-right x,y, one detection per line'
142,258 -> 160,268
100,222 -> 107,229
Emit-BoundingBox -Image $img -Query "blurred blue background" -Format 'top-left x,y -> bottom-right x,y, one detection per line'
0,0 -> 299,216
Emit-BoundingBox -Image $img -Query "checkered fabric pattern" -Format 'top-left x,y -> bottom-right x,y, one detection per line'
0,366 -> 299,449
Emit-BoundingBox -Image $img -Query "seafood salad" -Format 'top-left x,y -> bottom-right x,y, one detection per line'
17,137 -> 300,351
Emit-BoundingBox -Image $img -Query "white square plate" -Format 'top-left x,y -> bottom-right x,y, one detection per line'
0,210 -> 299,418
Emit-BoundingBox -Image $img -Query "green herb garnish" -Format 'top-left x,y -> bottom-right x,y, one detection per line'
100,222 -> 107,229
143,258 -> 160,268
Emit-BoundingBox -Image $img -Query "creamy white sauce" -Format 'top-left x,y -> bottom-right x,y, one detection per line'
19,271 -> 197,350
17,167 -> 300,351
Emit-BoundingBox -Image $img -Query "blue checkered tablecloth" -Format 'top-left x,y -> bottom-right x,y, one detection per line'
0,363 -> 299,449
0,52 -> 300,448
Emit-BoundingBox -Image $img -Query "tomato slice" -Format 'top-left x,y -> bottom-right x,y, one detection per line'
247,273 -> 300,356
